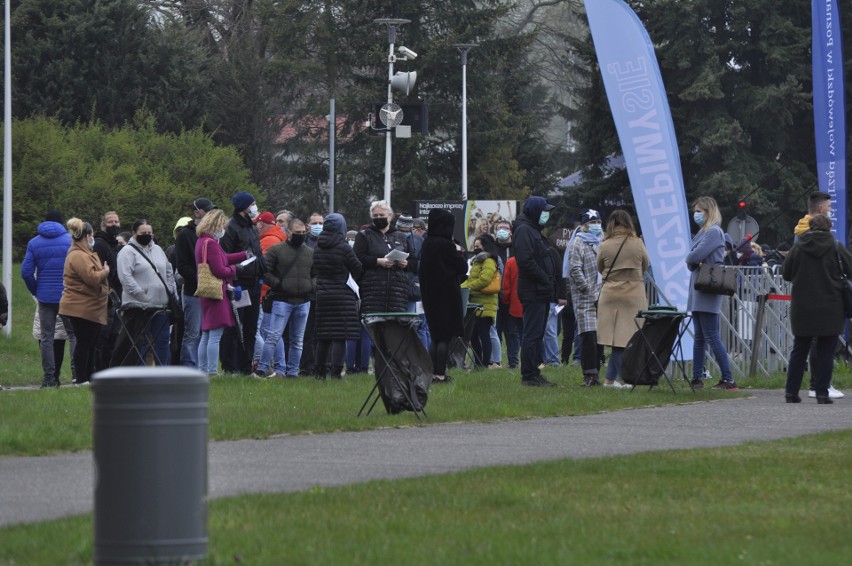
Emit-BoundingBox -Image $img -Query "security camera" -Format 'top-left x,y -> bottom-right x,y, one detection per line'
397,46 -> 418,59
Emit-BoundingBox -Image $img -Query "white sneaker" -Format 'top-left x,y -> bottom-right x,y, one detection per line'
808,386 -> 845,399
603,381 -> 628,389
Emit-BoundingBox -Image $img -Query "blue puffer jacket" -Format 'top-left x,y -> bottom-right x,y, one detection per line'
21,221 -> 71,303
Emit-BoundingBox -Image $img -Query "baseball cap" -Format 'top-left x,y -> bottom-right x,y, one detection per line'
253,211 -> 275,224
192,198 -> 216,212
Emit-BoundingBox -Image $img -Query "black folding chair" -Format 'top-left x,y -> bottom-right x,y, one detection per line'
357,312 -> 433,421
111,305 -> 172,367
448,288 -> 482,370
621,306 -> 692,393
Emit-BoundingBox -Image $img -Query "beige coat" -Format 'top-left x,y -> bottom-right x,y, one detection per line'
596,231 -> 649,347
59,240 -> 109,325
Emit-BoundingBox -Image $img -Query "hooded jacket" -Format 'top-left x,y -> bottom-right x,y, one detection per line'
512,197 -> 557,304
783,229 -> 852,336
313,213 -> 363,340
22,221 -> 72,304
419,209 -> 468,342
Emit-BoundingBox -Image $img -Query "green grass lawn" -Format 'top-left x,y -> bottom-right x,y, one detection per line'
1,430 -> 850,565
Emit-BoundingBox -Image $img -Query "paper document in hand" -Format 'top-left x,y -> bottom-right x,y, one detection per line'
239,256 -> 257,267
384,249 -> 409,262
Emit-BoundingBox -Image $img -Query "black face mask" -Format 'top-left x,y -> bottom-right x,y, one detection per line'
373,217 -> 389,230
105,225 -> 121,237
288,233 -> 306,247
136,234 -> 153,246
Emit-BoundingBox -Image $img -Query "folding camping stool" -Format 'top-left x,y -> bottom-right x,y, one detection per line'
621,306 -> 692,393
111,305 -> 172,366
358,312 -> 432,421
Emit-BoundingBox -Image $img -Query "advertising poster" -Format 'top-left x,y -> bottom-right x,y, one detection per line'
464,200 -> 517,250
414,200 -> 467,244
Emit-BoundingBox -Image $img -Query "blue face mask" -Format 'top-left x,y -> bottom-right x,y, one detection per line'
538,211 -> 550,225
310,224 -> 323,236
588,224 -> 602,236
496,229 -> 510,241
693,212 -> 705,226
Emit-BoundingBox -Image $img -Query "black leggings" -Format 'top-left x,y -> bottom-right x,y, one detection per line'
67,317 -> 103,383
429,340 -> 450,376
315,340 -> 346,377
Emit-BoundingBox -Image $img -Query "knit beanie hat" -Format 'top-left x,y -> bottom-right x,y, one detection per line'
45,210 -> 64,224
396,214 -> 414,231
231,191 -> 255,212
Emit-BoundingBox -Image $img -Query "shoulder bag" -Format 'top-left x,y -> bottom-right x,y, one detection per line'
194,239 -> 224,300
129,243 -> 185,322
835,244 -> 852,318
481,269 -> 501,295
694,263 -> 737,295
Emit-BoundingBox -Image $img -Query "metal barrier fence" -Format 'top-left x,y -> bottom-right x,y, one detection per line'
646,266 -> 794,380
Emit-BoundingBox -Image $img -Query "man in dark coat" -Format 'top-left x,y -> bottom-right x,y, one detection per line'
92,211 -> 122,371
219,191 -> 266,374
512,196 -> 558,387
420,209 -> 468,382
174,197 -> 216,368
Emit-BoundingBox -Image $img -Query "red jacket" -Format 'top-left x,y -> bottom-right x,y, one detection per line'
259,225 -> 287,299
501,256 -> 523,318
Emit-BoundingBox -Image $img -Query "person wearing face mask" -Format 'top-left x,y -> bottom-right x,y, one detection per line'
685,196 -> 737,391
512,196 -> 559,387
567,209 -> 605,386
174,198 -> 217,368
313,213 -> 364,379
296,212 -> 325,376
219,191 -> 267,375
91,210 -> 125,371
252,211 -> 287,367
354,200 -> 418,315
112,219 -> 177,367
22,209 -> 75,387
254,218 -> 315,378
193,210 -> 247,376
461,234 -> 501,368
58,218 -> 109,384
490,220 -> 513,369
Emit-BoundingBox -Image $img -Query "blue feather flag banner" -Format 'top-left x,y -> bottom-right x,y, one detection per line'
584,0 -> 691,318
813,0 -> 846,243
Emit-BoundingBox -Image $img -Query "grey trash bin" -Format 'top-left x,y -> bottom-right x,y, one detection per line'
91,367 -> 209,565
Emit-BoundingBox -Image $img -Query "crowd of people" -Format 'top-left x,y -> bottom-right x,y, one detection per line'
12,190 -> 848,403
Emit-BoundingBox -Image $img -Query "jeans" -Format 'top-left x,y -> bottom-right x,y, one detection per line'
542,303 -> 561,365
253,310 -> 265,362
504,314 -> 522,368
256,310 -> 285,374
258,300 -> 309,376
489,324 -> 501,364
786,334 -> 837,397
692,311 -> 733,382
605,347 -> 624,379
521,302 -> 547,381
180,294 -> 202,368
347,324 -> 373,373
298,299 -> 317,375
198,327 -> 225,375
38,302 -> 76,384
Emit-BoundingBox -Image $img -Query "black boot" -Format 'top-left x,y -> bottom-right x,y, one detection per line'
785,394 -> 801,403
315,365 -> 328,380
816,395 -> 833,404
330,366 -> 343,379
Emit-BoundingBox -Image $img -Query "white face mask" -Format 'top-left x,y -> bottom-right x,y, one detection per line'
348,239 -> 355,248
214,229 -> 225,240
87,237 -> 95,250
538,211 -> 550,225
248,205 -> 259,219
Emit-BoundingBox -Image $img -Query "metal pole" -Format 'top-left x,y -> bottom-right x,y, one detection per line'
375,19 -> 409,208
328,98 -> 335,213
453,44 -> 478,202
3,0 -> 12,336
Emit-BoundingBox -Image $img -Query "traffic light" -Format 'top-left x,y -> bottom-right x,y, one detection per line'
737,200 -> 747,220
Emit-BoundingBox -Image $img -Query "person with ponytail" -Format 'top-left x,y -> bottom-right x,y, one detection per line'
59,218 -> 110,384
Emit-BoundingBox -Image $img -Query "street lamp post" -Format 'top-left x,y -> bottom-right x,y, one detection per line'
453,44 -> 478,201
375,18 -> 410,207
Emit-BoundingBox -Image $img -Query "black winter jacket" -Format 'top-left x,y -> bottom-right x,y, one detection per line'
174,220 -> 199,296
220,212 -> 266,288
93,230 -> 122,300
263,240 -> 315,303
313,231 -> 363,340
354,226 -> 417,314
512,214 -> 557,304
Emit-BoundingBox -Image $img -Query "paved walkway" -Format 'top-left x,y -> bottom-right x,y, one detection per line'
1,389 -> 849,527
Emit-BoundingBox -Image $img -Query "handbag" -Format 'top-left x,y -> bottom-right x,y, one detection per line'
481,269 -> 501,295
194,239 -> 223,300
693,263 -> 737,295
835,245 -> 852,318
128,243 -> 184,323
594,236 -> 627,308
